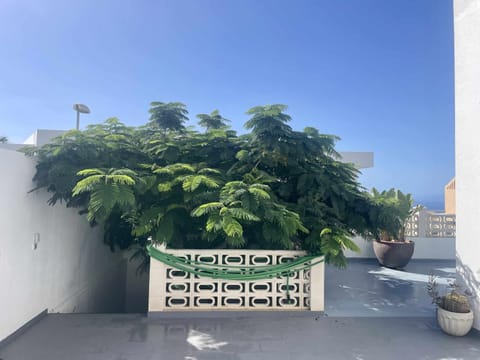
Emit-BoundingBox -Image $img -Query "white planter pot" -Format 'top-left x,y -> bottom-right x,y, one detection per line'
437,306 -> 474,336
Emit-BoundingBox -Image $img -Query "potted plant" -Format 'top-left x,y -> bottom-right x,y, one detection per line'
368,188 -> 421,269
428,275 -> 474,336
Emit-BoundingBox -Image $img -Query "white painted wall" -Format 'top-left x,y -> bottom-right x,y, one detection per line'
0,143 -> 24,151
22,129 -> 67,147
339,151 -> 374,169
0,148 -> 127,341
409,237 -> 456,260
454,0 -> 480,330
345,236 -> 455,260
344,237 -> 376,258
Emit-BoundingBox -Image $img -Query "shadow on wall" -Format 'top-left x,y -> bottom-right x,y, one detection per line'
124,254 -> 150,313
456,252 -> 480,327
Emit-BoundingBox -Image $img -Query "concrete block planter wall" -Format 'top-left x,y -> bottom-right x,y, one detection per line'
148,246 -> 324,312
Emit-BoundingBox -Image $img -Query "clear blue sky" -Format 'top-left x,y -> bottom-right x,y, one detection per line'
0,0 -> 454,209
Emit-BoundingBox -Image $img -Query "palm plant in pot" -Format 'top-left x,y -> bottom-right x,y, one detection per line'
428,275 -> 474,336
368,188 -> 421,269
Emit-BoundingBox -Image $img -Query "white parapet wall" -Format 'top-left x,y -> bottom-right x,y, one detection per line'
148,246 -> 324,312
22,129 -> 67,147
0,148 -> 127,342
345,209 -> 456,260
345,236 -> 456,260
454,0 -> 480,330
339,151 -> 374,169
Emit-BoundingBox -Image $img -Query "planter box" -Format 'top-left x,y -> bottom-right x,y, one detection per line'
148,245 -> 324,312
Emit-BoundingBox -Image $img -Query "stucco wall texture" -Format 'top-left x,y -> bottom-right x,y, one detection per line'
0,148 -> 126,341
454,0 -> 480,330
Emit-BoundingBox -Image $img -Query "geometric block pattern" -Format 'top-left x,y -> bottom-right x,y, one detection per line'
149,248 -> 324,312
426,214 -> 456,238
405,211 -> 456,238
405,214 -> 419,237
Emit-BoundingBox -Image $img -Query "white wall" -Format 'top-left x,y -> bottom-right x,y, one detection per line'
0,144 -> 24,151
0,148 -> 126,341
22,129 -> 67,147
454,0 -> 480,330
344,237 -> 376,258
409,237 -> 456,260
345,236 -> 455,260
339,151 -> 374,169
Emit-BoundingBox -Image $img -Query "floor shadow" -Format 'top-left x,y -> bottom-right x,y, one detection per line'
326,259 -> 455,316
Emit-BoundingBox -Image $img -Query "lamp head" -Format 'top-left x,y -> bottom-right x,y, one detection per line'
73,104 -> 91,114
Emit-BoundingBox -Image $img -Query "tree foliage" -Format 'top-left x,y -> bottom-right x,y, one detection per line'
26,102 -> 384,268
148,101 -> 188,132
366,188 -> 421,242
197,110 -> 230,131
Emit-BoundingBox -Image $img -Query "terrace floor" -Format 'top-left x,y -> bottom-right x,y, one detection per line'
2,259 -> 479,360
325,258 -> 456,317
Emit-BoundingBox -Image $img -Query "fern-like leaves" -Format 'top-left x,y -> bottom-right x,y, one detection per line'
72,168 -> 138,222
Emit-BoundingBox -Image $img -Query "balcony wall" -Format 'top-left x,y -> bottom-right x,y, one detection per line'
345,210 -> 456,260
454,0 -> 480,330
0,148 -> 127,342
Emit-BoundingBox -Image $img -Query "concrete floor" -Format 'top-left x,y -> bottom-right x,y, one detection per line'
1,313 -> 479,360
2,259 -> 476,360
325,258 -> 456,317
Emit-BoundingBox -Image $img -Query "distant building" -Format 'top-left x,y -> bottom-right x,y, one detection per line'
22,129 -> 66,147
338,151 -> 374,170
0,129 -> 67,151
444,177 -> 456,214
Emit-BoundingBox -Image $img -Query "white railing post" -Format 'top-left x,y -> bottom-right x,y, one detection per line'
417,209 -> 429,238
309,260 -> 325,311
148,243 -> 167,312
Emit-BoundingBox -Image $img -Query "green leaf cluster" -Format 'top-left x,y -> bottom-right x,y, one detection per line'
26,102 -> 392,268
366,188 -> 422,241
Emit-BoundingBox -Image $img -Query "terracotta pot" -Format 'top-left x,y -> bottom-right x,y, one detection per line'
372,240 -> 415,269
437,306 -> 474,336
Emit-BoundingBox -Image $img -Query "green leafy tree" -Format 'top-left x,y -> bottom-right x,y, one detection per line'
234,105 -> 370,266
72,168 -> 138,222
192,181 -> 307,248
0,136 -> 7,143
23,118 -> 146,207
197,110 -> 230,131
148,101 -> 188,132
26,102 -> 379,269
367,188 -> 422,242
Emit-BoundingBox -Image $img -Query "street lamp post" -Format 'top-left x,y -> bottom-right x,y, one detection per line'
73,104 -> 91,130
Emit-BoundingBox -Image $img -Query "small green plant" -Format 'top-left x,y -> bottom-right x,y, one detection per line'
368,188 -> 422,242
427,274 -> 472,313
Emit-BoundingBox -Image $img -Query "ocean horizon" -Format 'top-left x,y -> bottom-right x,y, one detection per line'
415,198 -> 444,212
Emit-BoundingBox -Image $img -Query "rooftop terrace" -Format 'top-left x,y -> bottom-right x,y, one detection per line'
2,259 -> 478,360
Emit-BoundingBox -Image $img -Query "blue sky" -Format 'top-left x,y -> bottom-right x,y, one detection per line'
0,0 -> 454,209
